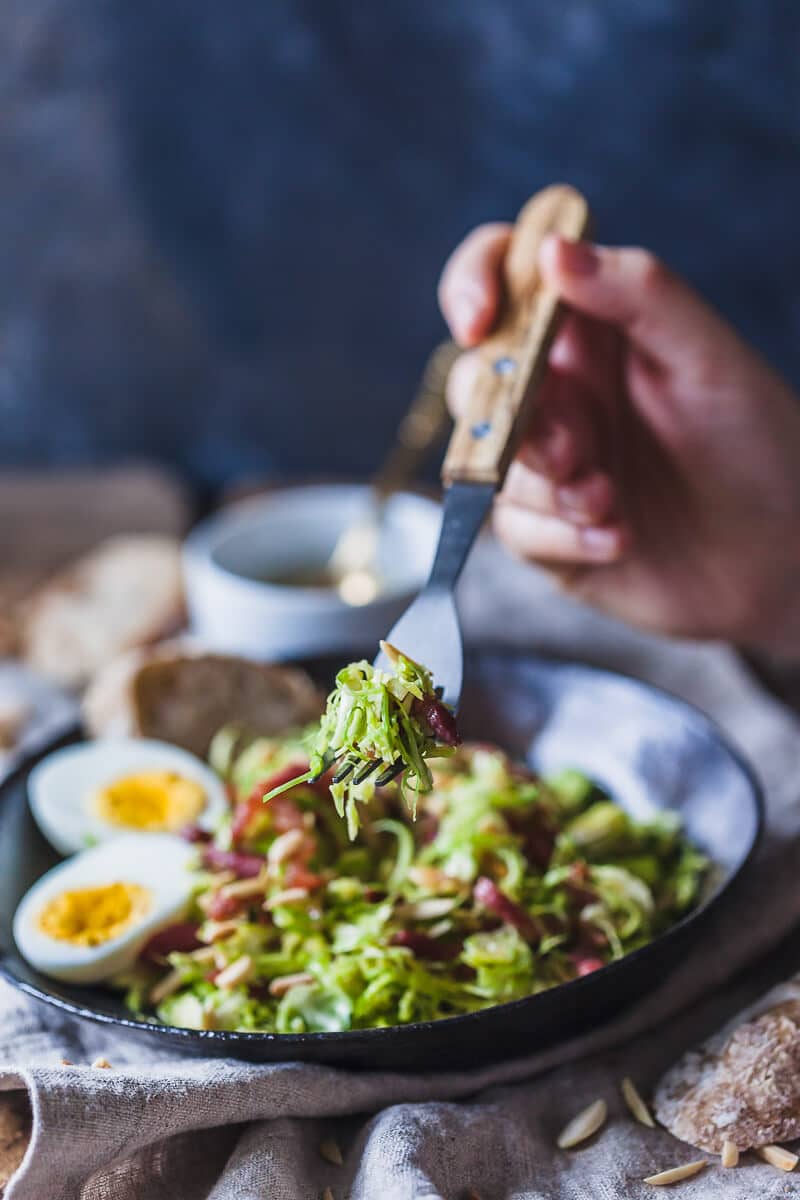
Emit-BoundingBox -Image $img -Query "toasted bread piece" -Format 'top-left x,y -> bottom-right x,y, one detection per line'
84,647 -> 323,757
654,977 -> 800,1152
22,536 -> 184,689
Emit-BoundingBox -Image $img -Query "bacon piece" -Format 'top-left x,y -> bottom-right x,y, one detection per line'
564,861 -> 596,910
571,953 -> 605,977
231,762 -> 310,842
504,809 -> 557,869
284,861 -> 324,891
207,891 -> 245,920
140,922 -> 202,963
202,846 -> 264,878
390,930 -> 462,961
180,824 -> 212,844
412,696 -> 461,747
473,876 -> 539,942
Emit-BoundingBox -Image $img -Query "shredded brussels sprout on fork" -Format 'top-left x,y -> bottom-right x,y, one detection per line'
264,642 -> 461,836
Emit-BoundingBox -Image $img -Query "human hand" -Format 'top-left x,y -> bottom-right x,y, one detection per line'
439,226 -> 800,659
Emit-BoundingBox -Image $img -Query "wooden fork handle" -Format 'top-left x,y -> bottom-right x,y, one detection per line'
442,184 -> 591,487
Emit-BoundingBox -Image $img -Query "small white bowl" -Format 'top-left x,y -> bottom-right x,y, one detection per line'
183,484 -> 440,660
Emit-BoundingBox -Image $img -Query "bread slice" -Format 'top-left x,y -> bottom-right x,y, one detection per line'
654,976 -> 800,1152
84,646 -> 323,757
22,536 -> 185,689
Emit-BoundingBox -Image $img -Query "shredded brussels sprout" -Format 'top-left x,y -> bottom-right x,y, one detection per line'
264,643 -> 461,835
116,739 -> 708,1034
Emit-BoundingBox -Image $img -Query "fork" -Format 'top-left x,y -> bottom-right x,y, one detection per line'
361,185 -> 590,784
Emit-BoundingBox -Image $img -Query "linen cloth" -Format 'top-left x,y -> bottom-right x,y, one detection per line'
3,540 -> 800,1200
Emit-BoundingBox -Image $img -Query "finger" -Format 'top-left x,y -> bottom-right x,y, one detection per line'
501,462 -> 617,526
549,312 -> 622,407
494,501 -> 629,565
520,371 -> 600,483
438,223 -> 512,346
539,236 -> 734,371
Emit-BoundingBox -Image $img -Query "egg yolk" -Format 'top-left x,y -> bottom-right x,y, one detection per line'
37,882 -> 152,945
93,771 -> 206,831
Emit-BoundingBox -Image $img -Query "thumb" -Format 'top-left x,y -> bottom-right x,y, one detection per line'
538,235 -> 733,369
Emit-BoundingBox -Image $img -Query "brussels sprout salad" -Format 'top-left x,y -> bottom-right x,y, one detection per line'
117,731 -> 707,1035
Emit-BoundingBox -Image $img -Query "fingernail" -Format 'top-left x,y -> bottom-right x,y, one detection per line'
453,291 -> 482,337
580,526 -> 618,558
559,239 -> 599,277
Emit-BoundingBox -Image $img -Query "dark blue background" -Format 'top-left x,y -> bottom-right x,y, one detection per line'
1,1 -> 799,487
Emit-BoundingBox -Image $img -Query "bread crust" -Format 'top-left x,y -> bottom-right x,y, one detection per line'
84,646 -> 323,757
654,978 -> 800,1152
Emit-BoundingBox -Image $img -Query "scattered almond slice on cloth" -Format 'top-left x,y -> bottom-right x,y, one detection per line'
319,1137 -> 343,1166
756,1144 -> 798,1171
556,1099 -> 607,1149
621,1076 -> 655,1128
643,1159 -> 707,1186
654,974 -> 800,1152
720,1139 -> 739,1168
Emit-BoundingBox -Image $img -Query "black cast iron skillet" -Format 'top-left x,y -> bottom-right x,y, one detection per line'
0,649 -> 762,1071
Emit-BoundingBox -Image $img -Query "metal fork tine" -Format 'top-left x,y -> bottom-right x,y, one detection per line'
375,760 -> 404,787
332,758 -> 357,785
353,759 -> 382,785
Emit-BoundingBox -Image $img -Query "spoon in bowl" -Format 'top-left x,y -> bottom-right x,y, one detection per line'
327,340 -> 460,606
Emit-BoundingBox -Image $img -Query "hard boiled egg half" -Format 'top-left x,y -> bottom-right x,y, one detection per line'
14,833 -> 196,983
28,738 -> 228,856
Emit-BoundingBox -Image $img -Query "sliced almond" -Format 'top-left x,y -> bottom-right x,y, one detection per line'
477,815 -> 507,836
556,1099 -> 607,1149
189,945 -> 219,964
60,1058 -> 73,1066
214,954 -> 255,990
721,1140 -> 739,1169
268,828 -> 306,866
149,968 -> 184,1005
219,873 -> 269,900
269,971 -> 314,998
644,1160 -> 707,1186
200,1001 -> 217,1031
756,1144 -> 799,1172
379,640 -> 401,664
621,1076 -> 655,1128
201,919 -> 242,944
91,1057 -> 112,1070
319,1137 -> 344,1166
263,887 -> 310,911
407,865 -> 460,893
394,896 -> 462,920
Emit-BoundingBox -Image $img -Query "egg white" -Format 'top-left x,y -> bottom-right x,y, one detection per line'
28,737 -> 228,856
13,833 -> 197,983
